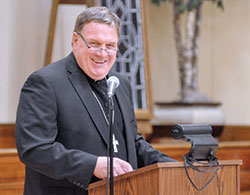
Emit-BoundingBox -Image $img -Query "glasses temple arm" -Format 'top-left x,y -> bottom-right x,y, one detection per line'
76,32 -> 90,48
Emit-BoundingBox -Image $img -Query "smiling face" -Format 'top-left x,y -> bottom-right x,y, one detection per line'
72,21 -> 118,80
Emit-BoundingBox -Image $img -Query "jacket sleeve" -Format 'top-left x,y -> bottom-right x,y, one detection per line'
135,134 -> 178,168
15,71 -> 97,189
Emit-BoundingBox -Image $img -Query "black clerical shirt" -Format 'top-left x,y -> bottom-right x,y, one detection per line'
87,76 -> 128,162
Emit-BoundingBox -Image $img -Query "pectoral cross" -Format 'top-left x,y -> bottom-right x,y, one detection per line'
113,134 -> 119,153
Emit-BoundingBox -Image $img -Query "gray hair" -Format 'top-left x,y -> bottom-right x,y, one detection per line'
73,6 -> 121,38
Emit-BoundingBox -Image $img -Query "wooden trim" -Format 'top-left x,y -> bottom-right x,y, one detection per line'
219,141 -> 250,148
137,120 -> 152,136
44,0 -> 60,66
155,101 -> 222,107
219,125 -> 250,141
0,148 -> 18,156
0,124 -> 16,148
135,109 -> 152,120
0,148 -> 25,194
140,0 -> 153,115
133,1 -> 154,135
237,163 -> 241,195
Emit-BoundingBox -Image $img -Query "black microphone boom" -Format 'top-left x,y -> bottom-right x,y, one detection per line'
107,76 -> 120,98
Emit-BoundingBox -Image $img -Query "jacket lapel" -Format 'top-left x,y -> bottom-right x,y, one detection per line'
115,80 -> 138,168
65,53 -> 109,146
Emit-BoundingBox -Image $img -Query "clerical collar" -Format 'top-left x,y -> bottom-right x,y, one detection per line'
84,72 -> 108,85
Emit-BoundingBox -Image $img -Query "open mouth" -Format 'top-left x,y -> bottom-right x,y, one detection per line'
92,58 -> 107,65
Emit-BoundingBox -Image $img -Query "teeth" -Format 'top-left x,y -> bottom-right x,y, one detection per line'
93,59 -> 106,63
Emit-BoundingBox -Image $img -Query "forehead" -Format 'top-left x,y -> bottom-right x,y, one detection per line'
81,21 -> 118,42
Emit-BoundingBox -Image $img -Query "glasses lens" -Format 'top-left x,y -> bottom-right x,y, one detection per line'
107,49 -> 117,56
90,47 -> 117,56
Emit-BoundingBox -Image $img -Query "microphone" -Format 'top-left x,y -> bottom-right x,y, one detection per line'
107,76 -> 120,98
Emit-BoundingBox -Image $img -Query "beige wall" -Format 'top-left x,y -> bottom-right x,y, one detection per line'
0,0 -> 51,122
0,0 -> 86,123
146,0 -> 250,125
0,0 -> 249,125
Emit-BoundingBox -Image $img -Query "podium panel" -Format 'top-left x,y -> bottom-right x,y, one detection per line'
88,160 -> 241,195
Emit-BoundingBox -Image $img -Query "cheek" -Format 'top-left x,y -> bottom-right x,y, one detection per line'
80,50 -> 92,63
110,56 -> 116,66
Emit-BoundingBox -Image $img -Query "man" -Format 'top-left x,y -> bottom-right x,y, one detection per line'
15,6 -> 176,195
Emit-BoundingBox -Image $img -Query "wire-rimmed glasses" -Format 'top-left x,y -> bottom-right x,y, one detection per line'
76,32 -> 119,56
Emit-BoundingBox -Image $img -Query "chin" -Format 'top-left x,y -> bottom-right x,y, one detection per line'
94,70 -> 110,79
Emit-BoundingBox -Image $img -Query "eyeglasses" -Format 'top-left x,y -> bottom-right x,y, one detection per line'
76,32 -> 119,56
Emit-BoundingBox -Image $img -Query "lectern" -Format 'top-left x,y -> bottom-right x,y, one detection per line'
88,160 -> 241,195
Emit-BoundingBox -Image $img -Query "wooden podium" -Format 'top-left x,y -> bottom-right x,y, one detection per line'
88,160 -> 242,195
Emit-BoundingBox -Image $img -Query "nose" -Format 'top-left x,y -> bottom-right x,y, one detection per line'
96,48 -> 108,55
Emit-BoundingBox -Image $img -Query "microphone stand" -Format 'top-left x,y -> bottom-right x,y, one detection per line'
108,96 -> 114,195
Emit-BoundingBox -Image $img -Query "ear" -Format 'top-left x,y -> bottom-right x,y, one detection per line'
72,32 -> 79,48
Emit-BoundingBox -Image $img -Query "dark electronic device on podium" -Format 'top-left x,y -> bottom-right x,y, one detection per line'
172,124 -> 220,191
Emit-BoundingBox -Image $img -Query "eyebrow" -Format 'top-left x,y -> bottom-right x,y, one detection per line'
86,38 -> 117,45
